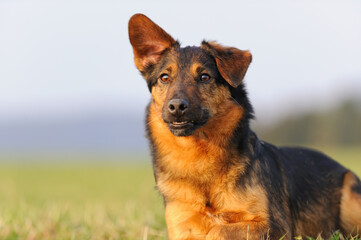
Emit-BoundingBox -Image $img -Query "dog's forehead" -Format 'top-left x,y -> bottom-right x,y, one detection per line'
172,46 -> 215,67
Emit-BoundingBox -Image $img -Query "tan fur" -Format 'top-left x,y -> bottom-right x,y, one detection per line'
340,171 -> 361,235
190,62 -> 204,75
148,90 -> 270,239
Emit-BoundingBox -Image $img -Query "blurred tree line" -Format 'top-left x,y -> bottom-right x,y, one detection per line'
256,100 -> 361,146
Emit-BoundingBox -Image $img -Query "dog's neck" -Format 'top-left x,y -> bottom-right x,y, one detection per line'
146,100 -> 251,183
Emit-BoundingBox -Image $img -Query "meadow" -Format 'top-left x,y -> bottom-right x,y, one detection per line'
0,147 -> 360,240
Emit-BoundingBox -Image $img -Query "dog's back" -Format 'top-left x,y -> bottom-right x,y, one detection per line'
269,144 -> 348,236
238,135 -> 356,238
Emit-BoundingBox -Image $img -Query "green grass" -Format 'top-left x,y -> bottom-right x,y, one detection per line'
0,161 -> 166,240
0,147 -> 360,239
321,146 -> 361,176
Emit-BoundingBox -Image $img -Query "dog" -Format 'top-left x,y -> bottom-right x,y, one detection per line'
128,13 -> 361,240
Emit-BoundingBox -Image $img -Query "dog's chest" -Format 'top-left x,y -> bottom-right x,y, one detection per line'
154,137 -> 258,218
158,172 -> 268,224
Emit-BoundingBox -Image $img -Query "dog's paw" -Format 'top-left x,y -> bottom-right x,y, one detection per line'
206,224 -> 259,240
206,225 -> 230,240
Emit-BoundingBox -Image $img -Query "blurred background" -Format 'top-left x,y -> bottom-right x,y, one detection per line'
0,0 -> 360,239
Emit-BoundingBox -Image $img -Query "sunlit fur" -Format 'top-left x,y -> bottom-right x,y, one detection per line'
340,172 -> 361,234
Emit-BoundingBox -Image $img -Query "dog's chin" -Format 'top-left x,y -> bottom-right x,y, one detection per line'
166,121 -> 206,137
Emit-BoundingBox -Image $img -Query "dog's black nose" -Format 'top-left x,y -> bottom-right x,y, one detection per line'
168,99 -> 189,116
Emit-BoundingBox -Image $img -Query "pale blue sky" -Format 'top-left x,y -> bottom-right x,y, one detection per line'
1,0 -> 360,123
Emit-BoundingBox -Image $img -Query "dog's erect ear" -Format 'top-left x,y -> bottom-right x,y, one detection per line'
128,14 -> 177,72
201,41 -> 252,88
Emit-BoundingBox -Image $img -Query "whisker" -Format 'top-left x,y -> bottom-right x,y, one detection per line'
146,112 -> 162,126
230,96 -> 241,106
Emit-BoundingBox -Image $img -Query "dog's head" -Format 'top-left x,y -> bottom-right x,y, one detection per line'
128,14 -> 252,137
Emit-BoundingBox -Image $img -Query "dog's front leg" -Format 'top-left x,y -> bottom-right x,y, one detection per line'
206,222 -> 270,240
165,202 -> 213,240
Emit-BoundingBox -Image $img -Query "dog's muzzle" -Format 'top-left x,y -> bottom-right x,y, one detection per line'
162,98 -> 209,137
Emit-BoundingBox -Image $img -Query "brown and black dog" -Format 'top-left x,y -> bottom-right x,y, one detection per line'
128,14 -> 361,240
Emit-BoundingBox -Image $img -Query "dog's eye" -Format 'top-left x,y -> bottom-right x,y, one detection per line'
160,74 -> 170,83
200,74 -> 211,82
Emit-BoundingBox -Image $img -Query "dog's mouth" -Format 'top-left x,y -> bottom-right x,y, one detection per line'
169,121 -> 195,128
164,118 -> 208,137
162,107 -> 210,137
166,120 -> 197,137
